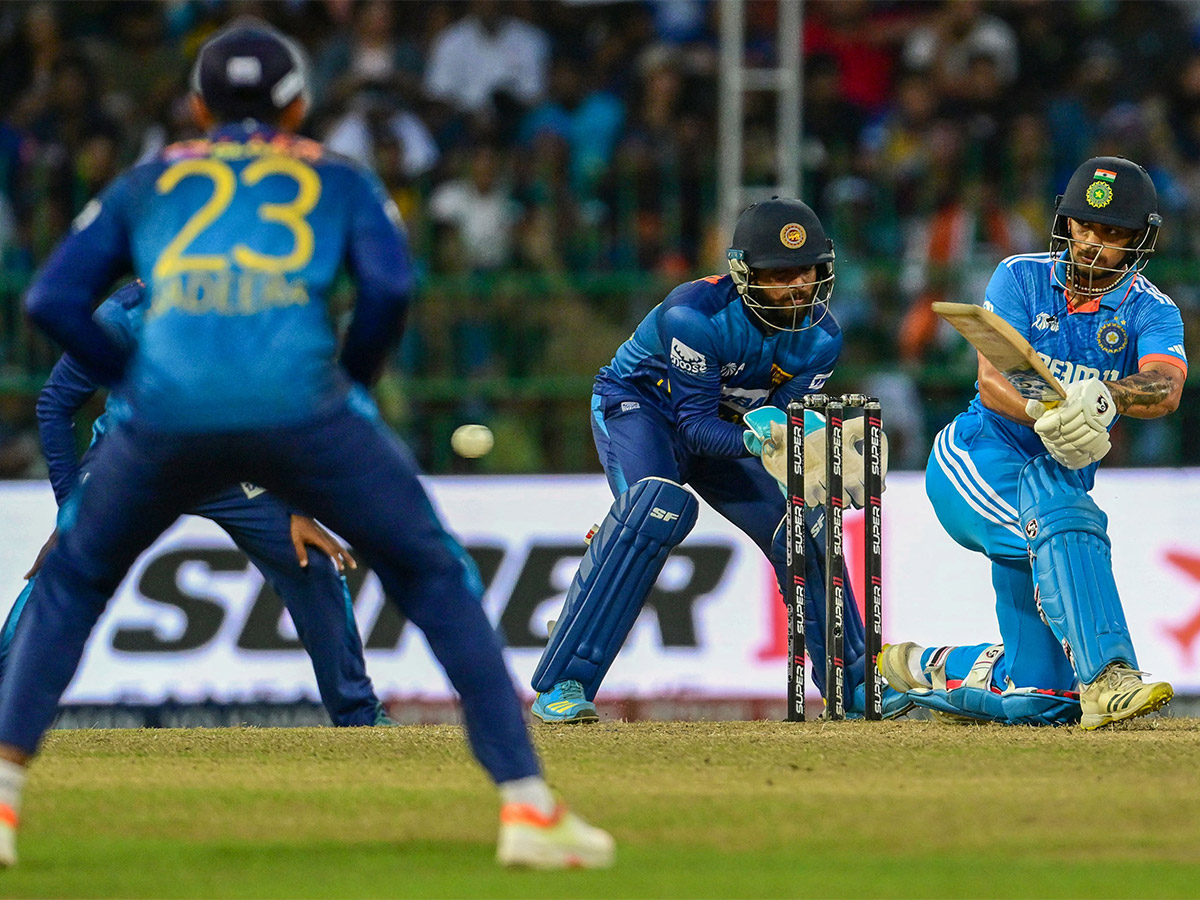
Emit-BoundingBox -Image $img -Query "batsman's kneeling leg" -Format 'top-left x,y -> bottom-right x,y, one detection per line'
531,477 -> 698,700
1018,456 -> 1136,684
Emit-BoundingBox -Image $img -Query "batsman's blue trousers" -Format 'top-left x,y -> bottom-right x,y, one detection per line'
0,397 -> 540,783
925,413 -> 1078,691
590,393 -> 867,697
0,486 -> 382,727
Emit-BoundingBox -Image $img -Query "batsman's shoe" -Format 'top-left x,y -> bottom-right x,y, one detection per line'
0,804 -> 16,867
876,642 -> 929,693
497,803 -> 615,869
1080,663 -> 1173,730
877,642 -> 977,725
531,680 -> 599,724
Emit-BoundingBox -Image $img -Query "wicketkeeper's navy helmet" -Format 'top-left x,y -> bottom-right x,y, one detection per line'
727,197 -> 835,331
191,18 -> 310,123
1051,156 -> 1161,295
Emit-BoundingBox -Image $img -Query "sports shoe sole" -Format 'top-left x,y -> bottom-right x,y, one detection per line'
1080,682 -> 1174,730
530,707 -> 600,725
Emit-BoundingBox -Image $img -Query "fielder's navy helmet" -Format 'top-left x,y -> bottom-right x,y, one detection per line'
727,197 -> 835,331
191,19 -> 310,123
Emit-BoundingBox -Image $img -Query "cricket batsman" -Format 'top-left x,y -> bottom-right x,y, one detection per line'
529,197 -> 911,723
879,156 -> 1184,728
0,20 -> 612,868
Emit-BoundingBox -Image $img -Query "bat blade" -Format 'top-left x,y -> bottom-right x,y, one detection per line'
932,302 -> 1067,402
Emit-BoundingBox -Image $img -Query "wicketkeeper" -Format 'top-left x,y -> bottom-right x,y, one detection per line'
529,198 -> 910,723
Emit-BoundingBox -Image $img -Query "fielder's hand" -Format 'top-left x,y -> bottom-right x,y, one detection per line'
1025,378 -> 1115,470
290,515 -> 357,572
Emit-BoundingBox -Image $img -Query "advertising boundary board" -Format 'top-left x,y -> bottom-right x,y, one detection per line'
0,471 -> 1198,723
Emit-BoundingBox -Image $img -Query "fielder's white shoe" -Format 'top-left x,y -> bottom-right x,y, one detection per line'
0,804 -> 16,867
1080,663 -> 1173,730
496,803 -> 614,869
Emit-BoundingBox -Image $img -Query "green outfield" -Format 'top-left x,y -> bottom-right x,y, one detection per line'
2,718 -> 1199,899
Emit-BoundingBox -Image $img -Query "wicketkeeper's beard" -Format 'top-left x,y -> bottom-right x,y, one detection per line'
743,286 -> 822,331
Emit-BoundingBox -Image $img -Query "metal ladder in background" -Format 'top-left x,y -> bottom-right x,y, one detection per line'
717,0 -> 804,232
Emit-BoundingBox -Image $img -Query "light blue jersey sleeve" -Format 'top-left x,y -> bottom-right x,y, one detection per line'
1130,284 -> 1188,375
982,261 -> 1032,339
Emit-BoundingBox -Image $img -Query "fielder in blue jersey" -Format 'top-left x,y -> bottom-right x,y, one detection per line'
878,156 -> 1185,729
530,198 -> 910,723
0,279 -> 393,728
0,21 -> 612,869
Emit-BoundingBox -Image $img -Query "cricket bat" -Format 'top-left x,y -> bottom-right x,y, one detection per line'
932,301 -> 1067,403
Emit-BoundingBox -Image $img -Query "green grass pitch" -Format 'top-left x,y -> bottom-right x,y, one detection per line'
3,719 -> 1199,898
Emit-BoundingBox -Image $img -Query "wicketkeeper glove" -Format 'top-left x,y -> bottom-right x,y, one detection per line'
745,406 -> 888,508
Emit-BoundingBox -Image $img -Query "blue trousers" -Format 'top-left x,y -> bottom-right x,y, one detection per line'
591,393 -> 867,697
0,484 -> 382,727
0,399 -> 540,783
925,413 -> 1078,690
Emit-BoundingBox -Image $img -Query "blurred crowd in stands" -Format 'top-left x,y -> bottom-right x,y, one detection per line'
2,0 -> 1200,474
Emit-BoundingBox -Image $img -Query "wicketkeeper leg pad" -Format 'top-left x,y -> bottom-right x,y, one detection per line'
1018,456 -> 1136,684
531,477 -> 699,699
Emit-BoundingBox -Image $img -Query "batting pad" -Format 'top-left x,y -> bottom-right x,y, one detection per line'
1018,456 -> 1137,684
531,477 -> 698,699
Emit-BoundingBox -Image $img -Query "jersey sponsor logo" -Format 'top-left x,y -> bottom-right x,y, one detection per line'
769,364 -> 792,387
1032,312 -> 1059,332
1034,353 -> 1121,385
620,401 -> 640,412
809,371 -> 832,391
982,300 -> 995,313
779,223 -> 807,249
1097,321 -> 1128,353
1086,181 -> 1113,208
669,337 -> 707,375
240,482 -> 266,499
720,362 -> 745,380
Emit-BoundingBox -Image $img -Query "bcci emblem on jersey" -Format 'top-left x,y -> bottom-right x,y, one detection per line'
1097,321 -> 1128,353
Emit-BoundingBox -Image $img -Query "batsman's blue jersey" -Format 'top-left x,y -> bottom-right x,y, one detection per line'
26,122 -> 413,432
594,274 -> 841,458
929,252 -> 1187,558
966,252 -> 1187,486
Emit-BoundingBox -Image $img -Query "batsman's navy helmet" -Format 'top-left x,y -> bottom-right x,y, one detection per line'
1055,156 -> 1159,231
1051,156 -> 1161,294
191,19 -> 310,123
727,197 -> 835,331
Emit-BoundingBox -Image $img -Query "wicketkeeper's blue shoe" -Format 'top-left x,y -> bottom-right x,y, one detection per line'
847,680 -> 914,720
531,680 -> 599,724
